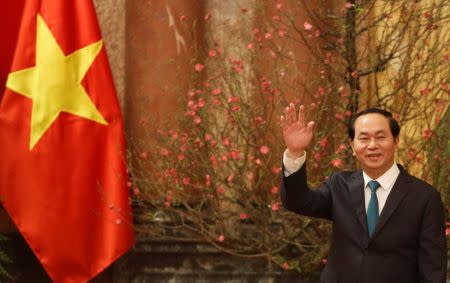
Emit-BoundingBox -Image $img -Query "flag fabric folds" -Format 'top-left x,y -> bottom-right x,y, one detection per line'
0,1 -> 134,282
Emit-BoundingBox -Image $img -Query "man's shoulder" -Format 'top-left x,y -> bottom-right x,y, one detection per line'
398,167 -> 440,197
326,169 -> 361,187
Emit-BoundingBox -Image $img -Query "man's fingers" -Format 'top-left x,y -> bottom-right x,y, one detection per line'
298,105 -> 305,127
280,115 -> 288,130
285,104 -> 295,125
306,121 -> 315,134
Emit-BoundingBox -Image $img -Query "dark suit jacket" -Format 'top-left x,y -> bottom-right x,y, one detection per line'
280,163 -> 447,283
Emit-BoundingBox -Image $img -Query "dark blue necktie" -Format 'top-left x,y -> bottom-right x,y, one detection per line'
367,180 -> 381,237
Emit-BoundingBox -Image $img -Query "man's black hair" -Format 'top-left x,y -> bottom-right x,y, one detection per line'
347,108 -> 400,140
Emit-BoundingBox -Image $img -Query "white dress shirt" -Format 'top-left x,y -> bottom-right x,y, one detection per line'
283,150 -> 400,214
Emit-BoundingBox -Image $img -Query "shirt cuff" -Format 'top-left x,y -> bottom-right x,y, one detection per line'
283,149 -> 306,177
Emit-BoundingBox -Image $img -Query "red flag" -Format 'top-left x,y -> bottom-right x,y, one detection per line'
0,0 -> 25,99
0,1 -> 134,282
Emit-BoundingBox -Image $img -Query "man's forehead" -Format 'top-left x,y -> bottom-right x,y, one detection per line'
354,113 -> 390,130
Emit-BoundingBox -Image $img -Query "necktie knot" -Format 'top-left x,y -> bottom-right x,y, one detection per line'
368,180 -> 380,193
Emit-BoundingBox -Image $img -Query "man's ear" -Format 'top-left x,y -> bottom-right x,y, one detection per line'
349,139 -> 355,155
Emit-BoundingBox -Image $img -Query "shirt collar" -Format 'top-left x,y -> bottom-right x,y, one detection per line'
363,163 -> 400,191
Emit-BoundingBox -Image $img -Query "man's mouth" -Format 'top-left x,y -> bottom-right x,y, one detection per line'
367,153 -> 382,159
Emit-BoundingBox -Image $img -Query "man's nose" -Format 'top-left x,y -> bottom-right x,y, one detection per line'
367,138 -> 378,148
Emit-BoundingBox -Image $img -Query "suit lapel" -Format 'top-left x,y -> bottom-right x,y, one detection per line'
347,171 -> 368,236
370,166 -> 412,239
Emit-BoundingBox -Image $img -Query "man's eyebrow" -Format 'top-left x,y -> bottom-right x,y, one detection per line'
357,130 -> 387,135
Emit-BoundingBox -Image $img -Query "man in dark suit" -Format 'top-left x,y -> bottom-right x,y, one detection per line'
279,104 -> 447,282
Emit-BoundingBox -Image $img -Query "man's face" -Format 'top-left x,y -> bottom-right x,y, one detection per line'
350,113 -> 398,179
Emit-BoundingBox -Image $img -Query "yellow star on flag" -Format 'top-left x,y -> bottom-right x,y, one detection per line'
6,14 -> 107,150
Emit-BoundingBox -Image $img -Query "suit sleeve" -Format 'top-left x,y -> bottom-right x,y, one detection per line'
280,163 -> 332,220
418,190 -> 447,282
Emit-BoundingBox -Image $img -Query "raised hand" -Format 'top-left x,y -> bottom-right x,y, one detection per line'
280,104 -> 315,159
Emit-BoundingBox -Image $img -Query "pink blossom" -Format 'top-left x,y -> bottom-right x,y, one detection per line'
247,172 -> 255,181
331,159 -> 343,168
319,138 -> 328,148
278,27 -> 287,37
227,175 -> 234,183
232,105 -> 241,112
187,90 -> 195,97
271,167 -> 281,174
160,148 -> 170,156
216,186 -> 225,194
183,178 -> 190,185
422,129 -> 433,140
140,151 -> 148,160
198,98 -> 206,108
246,43 -> 254,50
269,50 -> 276,58
187,100 -> 196,109
208,49 -> 217,57
264,32 -> 272,39
211,98 -> 220,105
254,116 -> 265,124
271,186 -> 279,194
194,63 -> 204,72
335,143 -> 347,154
169,130 -> 178,139
345,2 -> 354,9
133,187 -> 140,196
193,116 -> 202,125
179,15 -> 187,21
126,181 -> 133,188
222,138 -> 231,146
165,201 -> 171,207
204,13 -> 211,20
318,87 -> 325,95
217,234 -> 225,242
205,174 -> 212,187
240,213 -> 247,220
271,203 -> 279,212
335,113 -> 344,121
178,154 -> 185,161
259,145 -> 270,155
314,152 -> 321,161
351,71 -> 358,78
314,29 -> 321,37
212,88 -> 222,95
303,21 -> 313,31
235,66 -> 244,74
255,158 -> 262,165
420,88 -> 431,97
282,262 -> 289,270
229,151 -> 241,160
